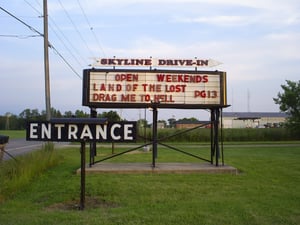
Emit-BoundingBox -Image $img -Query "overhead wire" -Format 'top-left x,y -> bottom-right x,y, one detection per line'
0,6 -> 43,36
24,0 -> 42,17
50,44 -> 82,79
76,0 -> 106,57
0,34 -> 40,38
57,0 -> 96,59
28,0 -> 106,65
25,0 -> 87,68
48,17 -> 89,67
0,5 -> 82,79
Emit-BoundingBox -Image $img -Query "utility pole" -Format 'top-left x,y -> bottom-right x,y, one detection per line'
43,0 -> 51,120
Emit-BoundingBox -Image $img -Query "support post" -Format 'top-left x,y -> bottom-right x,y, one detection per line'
215,109 -> 220,166
89,108 -> 97,167
210,108 -> 221,166
210,110 -> 215,164
220,108 -> 225,166
80,142 -> 86,210
152,107 -> 158,167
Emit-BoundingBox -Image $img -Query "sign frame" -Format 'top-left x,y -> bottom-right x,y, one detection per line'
82,68 -> 227,109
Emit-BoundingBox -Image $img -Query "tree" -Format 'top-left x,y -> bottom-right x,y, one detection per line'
168,118 -> 176,128
19,108 -> 41,120
273,80 -> 300,133
75,110 -> 89,118
99,110 -> 121,121
177,117 -> 199,123
64,111 -> 73,117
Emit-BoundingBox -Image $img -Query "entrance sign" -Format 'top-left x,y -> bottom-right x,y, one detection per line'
92,58 -> 222,68
26,119 -> 137,142
83,69 -> 227,109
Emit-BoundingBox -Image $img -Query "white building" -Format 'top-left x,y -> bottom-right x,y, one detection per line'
222,112 -> 288,128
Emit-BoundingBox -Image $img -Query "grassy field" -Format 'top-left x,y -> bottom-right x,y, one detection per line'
0,142 -> 299,225
0,130 -> 25,139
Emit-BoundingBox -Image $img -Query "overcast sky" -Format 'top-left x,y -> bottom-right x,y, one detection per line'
0,0 -> 299,121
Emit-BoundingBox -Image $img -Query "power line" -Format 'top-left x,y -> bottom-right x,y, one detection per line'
27,0 -> 89,66
49,17 -> 89,67
0,34 -> 40,38
0,5 -> 82,79
57,0 -> 95,58
26,0 -> 84,77
24,0 -> 43,17
0,6 -> 43,36
76,0 -> 106,57
50,44 -> 82,79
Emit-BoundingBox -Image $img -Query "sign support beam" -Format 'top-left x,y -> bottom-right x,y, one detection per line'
89,108 -> 97,167
80,141 -> 86,210
152,106 -> 158,167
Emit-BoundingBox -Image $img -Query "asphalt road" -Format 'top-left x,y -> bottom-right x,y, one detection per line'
1,138 -> 70,161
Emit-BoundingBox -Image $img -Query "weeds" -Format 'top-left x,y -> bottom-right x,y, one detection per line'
0,145 -> 60,202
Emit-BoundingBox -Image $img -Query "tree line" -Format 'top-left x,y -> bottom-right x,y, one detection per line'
0,107 -> 202,130
2,79 -> 298,132
0,108 -> 122,130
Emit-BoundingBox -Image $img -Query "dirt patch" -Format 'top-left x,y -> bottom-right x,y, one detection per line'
46,196 -> 119,211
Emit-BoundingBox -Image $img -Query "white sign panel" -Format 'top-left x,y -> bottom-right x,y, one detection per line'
83,69 -> 227,109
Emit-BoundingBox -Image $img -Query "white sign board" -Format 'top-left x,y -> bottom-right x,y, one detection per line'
83,69 -> 227,109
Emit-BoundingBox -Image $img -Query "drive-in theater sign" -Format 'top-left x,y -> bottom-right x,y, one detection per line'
83,58 -> 228,168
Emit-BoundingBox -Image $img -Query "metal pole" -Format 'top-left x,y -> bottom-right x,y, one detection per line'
43,0 -> 51,121
221,108 -> 225,166
80,142 -> 86,210
89,108 -> 97,167
152,107 -> 158,167
215,109 -> 220,166
144,108 -> 147,144
210,109 -> 215,164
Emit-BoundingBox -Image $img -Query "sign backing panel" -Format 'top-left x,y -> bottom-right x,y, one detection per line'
26,120 -> 137,142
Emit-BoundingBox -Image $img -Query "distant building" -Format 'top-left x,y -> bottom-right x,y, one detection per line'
175,120 -> 210,129
151,121 -> 166,129
222,112 -> 288,128
157,122 -> 165,129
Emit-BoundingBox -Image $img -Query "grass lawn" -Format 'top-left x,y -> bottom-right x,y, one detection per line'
0,130 -> 26,139
0,143 -> 299,225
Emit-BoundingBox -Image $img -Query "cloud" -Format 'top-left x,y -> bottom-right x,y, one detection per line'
172,15 -> 250,27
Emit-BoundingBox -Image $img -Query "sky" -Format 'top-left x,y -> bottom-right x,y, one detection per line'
0,0 -> 299,122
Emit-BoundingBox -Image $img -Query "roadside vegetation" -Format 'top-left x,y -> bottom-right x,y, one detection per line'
0,143 -> 60,202
138,127 -> 299,142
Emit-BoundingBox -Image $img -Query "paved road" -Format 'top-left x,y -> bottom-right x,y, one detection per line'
1,138 -> 70,161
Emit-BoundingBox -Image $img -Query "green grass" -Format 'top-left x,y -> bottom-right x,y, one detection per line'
0,144 -> 60,202
0,143 -> 299,225
0,130 -> 25,139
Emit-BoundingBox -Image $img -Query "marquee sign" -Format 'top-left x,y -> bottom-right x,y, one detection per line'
82,69 -> 227,109
26,119 -> 137,142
